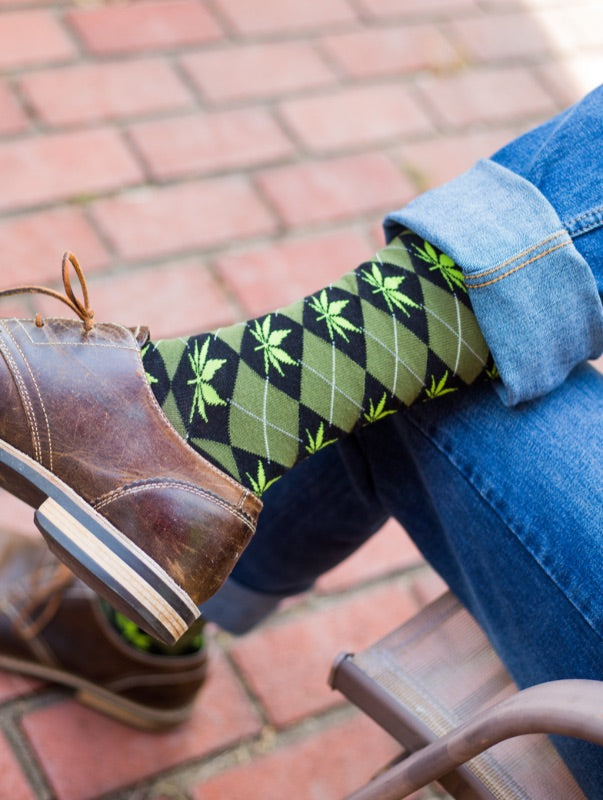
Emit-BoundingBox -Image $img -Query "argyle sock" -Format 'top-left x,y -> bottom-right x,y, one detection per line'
142,230 -> 495,495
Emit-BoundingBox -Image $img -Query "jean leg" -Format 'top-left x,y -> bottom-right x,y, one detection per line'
201,434 -> 388,633
356,364 -> 603,798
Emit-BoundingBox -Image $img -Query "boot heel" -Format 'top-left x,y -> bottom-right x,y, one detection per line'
35,497 -> 200,645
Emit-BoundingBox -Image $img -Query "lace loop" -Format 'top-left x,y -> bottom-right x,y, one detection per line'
61,251 -> 94,329
0,251 -> 95,331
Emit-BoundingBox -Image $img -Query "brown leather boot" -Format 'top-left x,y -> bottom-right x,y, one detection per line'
0,254 -> 262,645
0,530 -> 207,730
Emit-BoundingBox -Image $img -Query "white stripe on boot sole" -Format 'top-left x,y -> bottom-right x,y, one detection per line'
37,497 -> 199,641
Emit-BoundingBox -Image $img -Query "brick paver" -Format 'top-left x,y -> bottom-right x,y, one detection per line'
0,130 -> 142,213
0,10 -> 75,69
90,177 -> 277,262
0,734 -> 35,800
279,84 -> 433,152
129,109 -> 294,180
215,229 -> 373,316
0,1 -> 595,798
214,0 -> 357,35
181,42 -> 336,102
416,66 -> 558,127
257,152 -> 416,226
20,59 -> 194,126
66,0 -> 222,55
0,208 -> 109,284
321,24 -> 460,78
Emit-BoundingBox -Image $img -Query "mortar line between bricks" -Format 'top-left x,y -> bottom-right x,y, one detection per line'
201,0 -> 239,42
353,1 -> 492,25
216,638 -> 275,729
119,126 -> 156,186
0,689 -> 67,800
52,3 -> 87,62
204,257 -> 250,321
171,55 -> 211,112
124,701 -> 370,799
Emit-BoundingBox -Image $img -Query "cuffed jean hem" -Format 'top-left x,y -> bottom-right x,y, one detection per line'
201,579 -> 286,635
383,159 -> 603,406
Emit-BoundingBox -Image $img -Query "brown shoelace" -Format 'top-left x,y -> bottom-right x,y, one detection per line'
0,251 -> 95,331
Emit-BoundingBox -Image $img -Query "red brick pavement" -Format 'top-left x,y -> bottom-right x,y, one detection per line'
0,1 -> 598,798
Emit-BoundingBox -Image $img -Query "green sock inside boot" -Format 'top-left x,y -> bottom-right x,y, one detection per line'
101,601 -> 205,656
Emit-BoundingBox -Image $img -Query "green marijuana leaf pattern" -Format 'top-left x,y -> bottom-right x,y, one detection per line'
486,363 -> 500,381
412,241 -> 466,292
424,371 -> 458,401
305,421 -> 337,455
361,262 -> 421,317
363,392 -> 397,424
187,338 -> 227,423
308,289 -> 361,342
250,315 -> 297,376
246,460 -> 281,497
308,288 -> 362,425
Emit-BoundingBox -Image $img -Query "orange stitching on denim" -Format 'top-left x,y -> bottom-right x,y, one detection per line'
465,230 -> 567,282
466,240 -> 571,289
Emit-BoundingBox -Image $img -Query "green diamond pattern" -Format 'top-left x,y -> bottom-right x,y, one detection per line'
420,276 -> 489,382
141,232 -> 493,495
299,328 -> 365,430
229,361 -> 300,465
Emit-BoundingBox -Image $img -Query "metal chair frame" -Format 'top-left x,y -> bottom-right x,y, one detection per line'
329,592 -> 603,800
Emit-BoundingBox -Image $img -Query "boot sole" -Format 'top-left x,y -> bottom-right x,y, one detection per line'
0,438 -> 200,645
0,653 -> 204,730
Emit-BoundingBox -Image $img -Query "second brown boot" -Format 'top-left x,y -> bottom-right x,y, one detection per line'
0,530 -> 207,729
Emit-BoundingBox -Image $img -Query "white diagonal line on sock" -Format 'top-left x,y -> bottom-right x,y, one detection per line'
262,375 -> 270,463
363,328 -> 424,387
299,360 -> 363,411
422,304 -> 486,366
229,399 -> 302,443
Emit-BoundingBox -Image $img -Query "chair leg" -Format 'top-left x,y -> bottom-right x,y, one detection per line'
345,679 -> 603,800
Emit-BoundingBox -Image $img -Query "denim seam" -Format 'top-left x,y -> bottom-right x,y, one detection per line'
566,204 -> 603,224
406,413 -> 603,641
564,204 -> 603,238
465,237 -> 571,290
466,230 -> 566,279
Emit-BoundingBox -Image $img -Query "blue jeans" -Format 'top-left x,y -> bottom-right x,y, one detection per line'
202,89 -> 603,796
386,85 -> 603,406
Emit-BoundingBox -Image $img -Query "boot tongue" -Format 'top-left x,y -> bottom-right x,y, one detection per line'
129,326 -> 151,348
